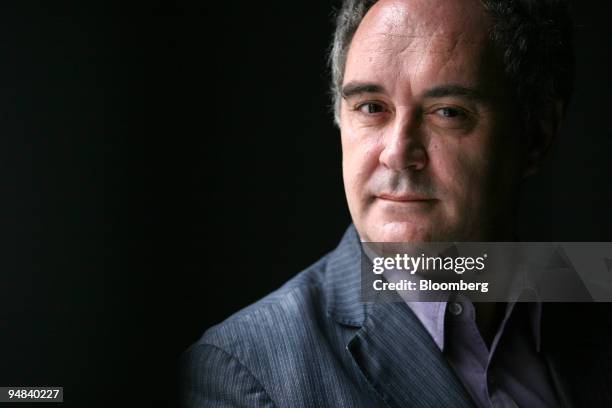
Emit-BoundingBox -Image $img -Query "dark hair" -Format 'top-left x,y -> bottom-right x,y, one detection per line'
328,0 -> 575,127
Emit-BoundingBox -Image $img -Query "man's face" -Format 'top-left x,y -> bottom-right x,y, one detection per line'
340,0 -> 525,243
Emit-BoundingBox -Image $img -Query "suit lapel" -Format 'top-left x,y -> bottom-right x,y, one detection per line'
542,351 -> 575,408
325,226 -> 474,408
347,300 -> 474,408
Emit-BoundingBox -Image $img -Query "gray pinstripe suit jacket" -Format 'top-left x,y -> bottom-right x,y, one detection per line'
180,225 -> 612,407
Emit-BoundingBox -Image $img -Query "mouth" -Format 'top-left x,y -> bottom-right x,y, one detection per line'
377,193 -> 436,203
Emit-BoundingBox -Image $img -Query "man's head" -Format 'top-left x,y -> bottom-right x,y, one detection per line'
330,0 -> 574,242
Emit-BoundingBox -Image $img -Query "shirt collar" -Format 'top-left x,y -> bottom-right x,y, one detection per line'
404,299 -> 543,353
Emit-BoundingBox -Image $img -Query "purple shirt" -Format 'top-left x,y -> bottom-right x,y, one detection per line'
407,299 -> 560,407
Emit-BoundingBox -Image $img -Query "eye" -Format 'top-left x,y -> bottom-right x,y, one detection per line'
427,105 -> 474,130
356,102 -> 387,115
435,107 -> 463,118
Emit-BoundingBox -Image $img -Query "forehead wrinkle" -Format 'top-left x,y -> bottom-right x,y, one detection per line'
351,35 -> 485,102
345,0 -> 498,102
370,28 -> 483,63
363,0 -> 491,54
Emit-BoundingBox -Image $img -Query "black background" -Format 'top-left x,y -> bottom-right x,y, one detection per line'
0,1 -> 611,407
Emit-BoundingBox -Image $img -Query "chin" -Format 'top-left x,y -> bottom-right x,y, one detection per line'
364,220 -> 436,243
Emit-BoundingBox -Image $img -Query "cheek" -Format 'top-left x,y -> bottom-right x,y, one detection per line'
341,130 -> 382,195
429,137 -> 494,207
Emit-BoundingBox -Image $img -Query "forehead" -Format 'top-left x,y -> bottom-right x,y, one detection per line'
344,0 -> 499,93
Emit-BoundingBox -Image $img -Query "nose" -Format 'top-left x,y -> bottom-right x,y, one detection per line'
379,109 -> 428,171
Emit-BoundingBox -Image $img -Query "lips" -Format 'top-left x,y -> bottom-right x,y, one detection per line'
377,193 -> 435,202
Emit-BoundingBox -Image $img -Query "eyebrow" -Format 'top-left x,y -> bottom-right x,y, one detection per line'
341,82 -> 386,99
422,84 -> 484,101
341,81 -> 484,102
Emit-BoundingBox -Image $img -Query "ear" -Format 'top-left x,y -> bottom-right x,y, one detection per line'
522,99 -> 565,178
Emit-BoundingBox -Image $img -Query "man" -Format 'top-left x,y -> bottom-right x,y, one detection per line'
181,0 -> 612,406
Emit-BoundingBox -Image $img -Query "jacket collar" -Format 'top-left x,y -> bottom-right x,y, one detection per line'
324,225 -> 475,407
324,224 -> 370,327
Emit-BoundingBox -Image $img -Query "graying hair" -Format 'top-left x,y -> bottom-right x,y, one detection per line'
328,0 -> 575,128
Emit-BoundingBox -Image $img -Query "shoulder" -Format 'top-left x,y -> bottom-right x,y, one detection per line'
180,254 -> 337,407
180,225 -> 364,406
196,253 -> 331,356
